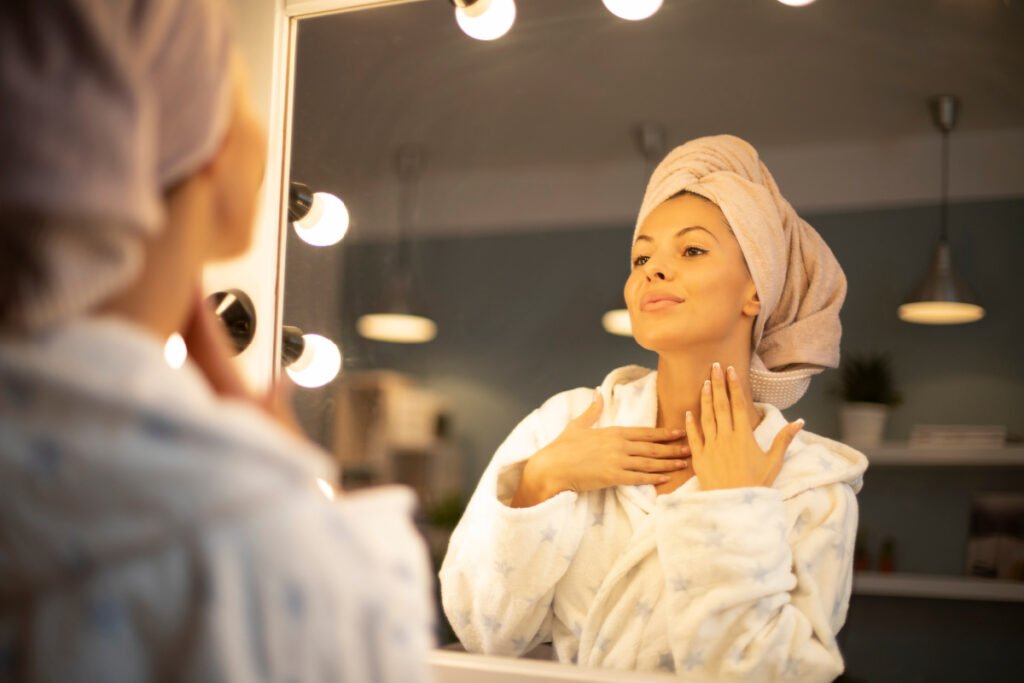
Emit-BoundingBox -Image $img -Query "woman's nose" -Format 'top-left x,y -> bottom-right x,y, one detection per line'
644,258 -> 674,280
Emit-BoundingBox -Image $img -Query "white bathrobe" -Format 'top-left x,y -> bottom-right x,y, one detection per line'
0,317 -> 434,683
440,365 -> 868,682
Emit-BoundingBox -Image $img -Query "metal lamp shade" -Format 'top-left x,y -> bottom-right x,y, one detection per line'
898,239 -> 985,325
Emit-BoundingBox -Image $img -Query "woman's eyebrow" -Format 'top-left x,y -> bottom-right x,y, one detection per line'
634,226 -> 719,244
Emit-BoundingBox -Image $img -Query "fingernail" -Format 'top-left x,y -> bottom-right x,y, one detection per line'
795,418 -> 806,428
727,365 -> 736,379
671,428 -> 684,436
713,362 -> 721,374
703,380 -> 711,392
686,410 -> 693,421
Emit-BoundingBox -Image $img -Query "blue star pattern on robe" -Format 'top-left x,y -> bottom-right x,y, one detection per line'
481,614 -> 502,634
493,559 -> 514,578
741,489 -> 758,505
634,601 -> 653,620
751,564 -> 770,583
540,525 -> 557,543
591,510 -> 605,527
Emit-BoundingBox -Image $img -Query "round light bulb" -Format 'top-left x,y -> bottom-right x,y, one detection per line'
455,0 -> 516,41
777,0 -> 817,7
897,302 -> 985,325
285,334 -> 342,388
316,477 -> 336,500
601,309 -> 632,337
164,332 -> 187,369
602,0 -> 663,21
293,192 -> 349,247
356,313 -> 438,344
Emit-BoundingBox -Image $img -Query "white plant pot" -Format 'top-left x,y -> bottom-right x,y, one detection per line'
839,402 -> 890,448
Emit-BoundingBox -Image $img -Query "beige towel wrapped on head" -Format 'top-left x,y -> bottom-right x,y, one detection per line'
634,134 -> 847,410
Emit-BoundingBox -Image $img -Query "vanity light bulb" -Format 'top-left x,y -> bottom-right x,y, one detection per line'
293,192 -> 349,247
164,332 -> 187,369
601,309 -> 633,337
602,0 -> 663,21
777,0 -> 817,7
285,334 -> 342,388
455,0 -> 516,41
316,477 -> 336,500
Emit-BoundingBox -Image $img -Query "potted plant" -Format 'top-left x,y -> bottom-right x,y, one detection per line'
831,352 -> 903,448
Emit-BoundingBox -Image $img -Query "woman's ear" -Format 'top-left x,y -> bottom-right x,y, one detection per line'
742,286 -> 761,318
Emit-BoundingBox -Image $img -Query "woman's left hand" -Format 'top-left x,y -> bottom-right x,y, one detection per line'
686,362 -> 804,491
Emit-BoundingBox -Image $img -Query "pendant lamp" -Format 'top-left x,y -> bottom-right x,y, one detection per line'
356,147 -> 438,344
898,95 -> 985,325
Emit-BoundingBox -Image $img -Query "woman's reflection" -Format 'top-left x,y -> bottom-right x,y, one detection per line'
440,134 -> 867,679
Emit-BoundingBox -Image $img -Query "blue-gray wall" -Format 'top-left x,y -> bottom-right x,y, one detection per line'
283,196 -> 1024,681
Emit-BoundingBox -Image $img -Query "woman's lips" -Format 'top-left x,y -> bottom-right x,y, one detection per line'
641,299 -> 683,312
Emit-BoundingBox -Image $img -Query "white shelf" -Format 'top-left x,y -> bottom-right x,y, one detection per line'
861,443 -> 1024,466
852,571 -> 1024,602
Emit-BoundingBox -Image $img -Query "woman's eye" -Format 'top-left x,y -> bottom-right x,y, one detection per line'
633,255 -> 649,267
684,246 -> 706,257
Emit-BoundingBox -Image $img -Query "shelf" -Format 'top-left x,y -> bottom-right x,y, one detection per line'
861,443 -> 1024,466
852,571 -> 1024,602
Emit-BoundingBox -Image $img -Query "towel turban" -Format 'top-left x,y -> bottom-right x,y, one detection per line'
634,134 -> 847,410
0,0 -> 234,330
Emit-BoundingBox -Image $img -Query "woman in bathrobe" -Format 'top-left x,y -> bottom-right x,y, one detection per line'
0,2 -> 432,681
440,135 -> 868,682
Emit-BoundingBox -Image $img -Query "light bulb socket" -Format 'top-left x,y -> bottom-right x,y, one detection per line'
206,289 -> 256,355
450,0 -> 479,8
281,325 -> 306,367
288,181 -> 314,222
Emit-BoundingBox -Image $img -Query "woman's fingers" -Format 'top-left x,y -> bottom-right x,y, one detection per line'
615,426 -> 684,442
621,472 -> 674,487
624,440 -> 689,458
700,379 -> 717,441
571,390 -> 604,428
711,362 -> 732,432
621,456 -> 690,473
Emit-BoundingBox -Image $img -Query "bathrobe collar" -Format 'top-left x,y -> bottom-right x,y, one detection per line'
594,365 -> 867,515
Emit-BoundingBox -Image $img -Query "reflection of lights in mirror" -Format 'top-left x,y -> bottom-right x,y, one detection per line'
898,95 -> 985,326
452,0 -> 516,41
602,0 -> 662,21
777,0 -> 817,7
163,333 -> 187,369
356,146 -> 438,344
289,181 -> 349,247
601,309 -> 632,337
357,313 -> 438,344
285,332 -> 342,388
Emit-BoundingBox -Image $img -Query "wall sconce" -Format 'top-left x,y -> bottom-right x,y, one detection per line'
282,324 -> 343,388
897,95 -> 985,325
289,181 -> 349,247
602,0 -> 663,21
451,0 -> 516,41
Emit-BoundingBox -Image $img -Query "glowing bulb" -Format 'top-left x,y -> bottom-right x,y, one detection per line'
601,309 -> 632,337
316,477 -> 336,500
777,0 -> 817,6
357,313 -> 437,344
602,0 -> 663,21
285,334 -> 342,388
455,0 -> 516,41
164,333 -> 187,369
897,302 -> 985,325
293,192 -> 349,247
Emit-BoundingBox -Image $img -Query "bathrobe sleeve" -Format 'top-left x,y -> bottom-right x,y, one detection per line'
439,390 -> 593,655
654,471 -> 858,682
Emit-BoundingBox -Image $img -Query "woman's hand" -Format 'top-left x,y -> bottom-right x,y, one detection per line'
181,285 -> 304,437
686,362 -> 804,491
511,391 -> 690,508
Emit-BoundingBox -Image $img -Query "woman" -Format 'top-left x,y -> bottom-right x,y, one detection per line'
440,135 -> 868,681
0,2 -> 432,681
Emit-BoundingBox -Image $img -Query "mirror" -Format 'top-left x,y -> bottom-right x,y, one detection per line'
281,0 -> 1024,678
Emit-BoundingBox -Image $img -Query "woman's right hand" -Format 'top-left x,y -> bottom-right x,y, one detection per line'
510,391 -> 690,508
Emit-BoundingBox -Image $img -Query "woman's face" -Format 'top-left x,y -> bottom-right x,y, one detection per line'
624,193 -> 759,353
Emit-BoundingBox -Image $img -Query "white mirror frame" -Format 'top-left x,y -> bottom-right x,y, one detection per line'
241,0 -> 678,679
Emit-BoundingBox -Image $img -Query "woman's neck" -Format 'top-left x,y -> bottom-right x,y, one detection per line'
655,346 -> 763,434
